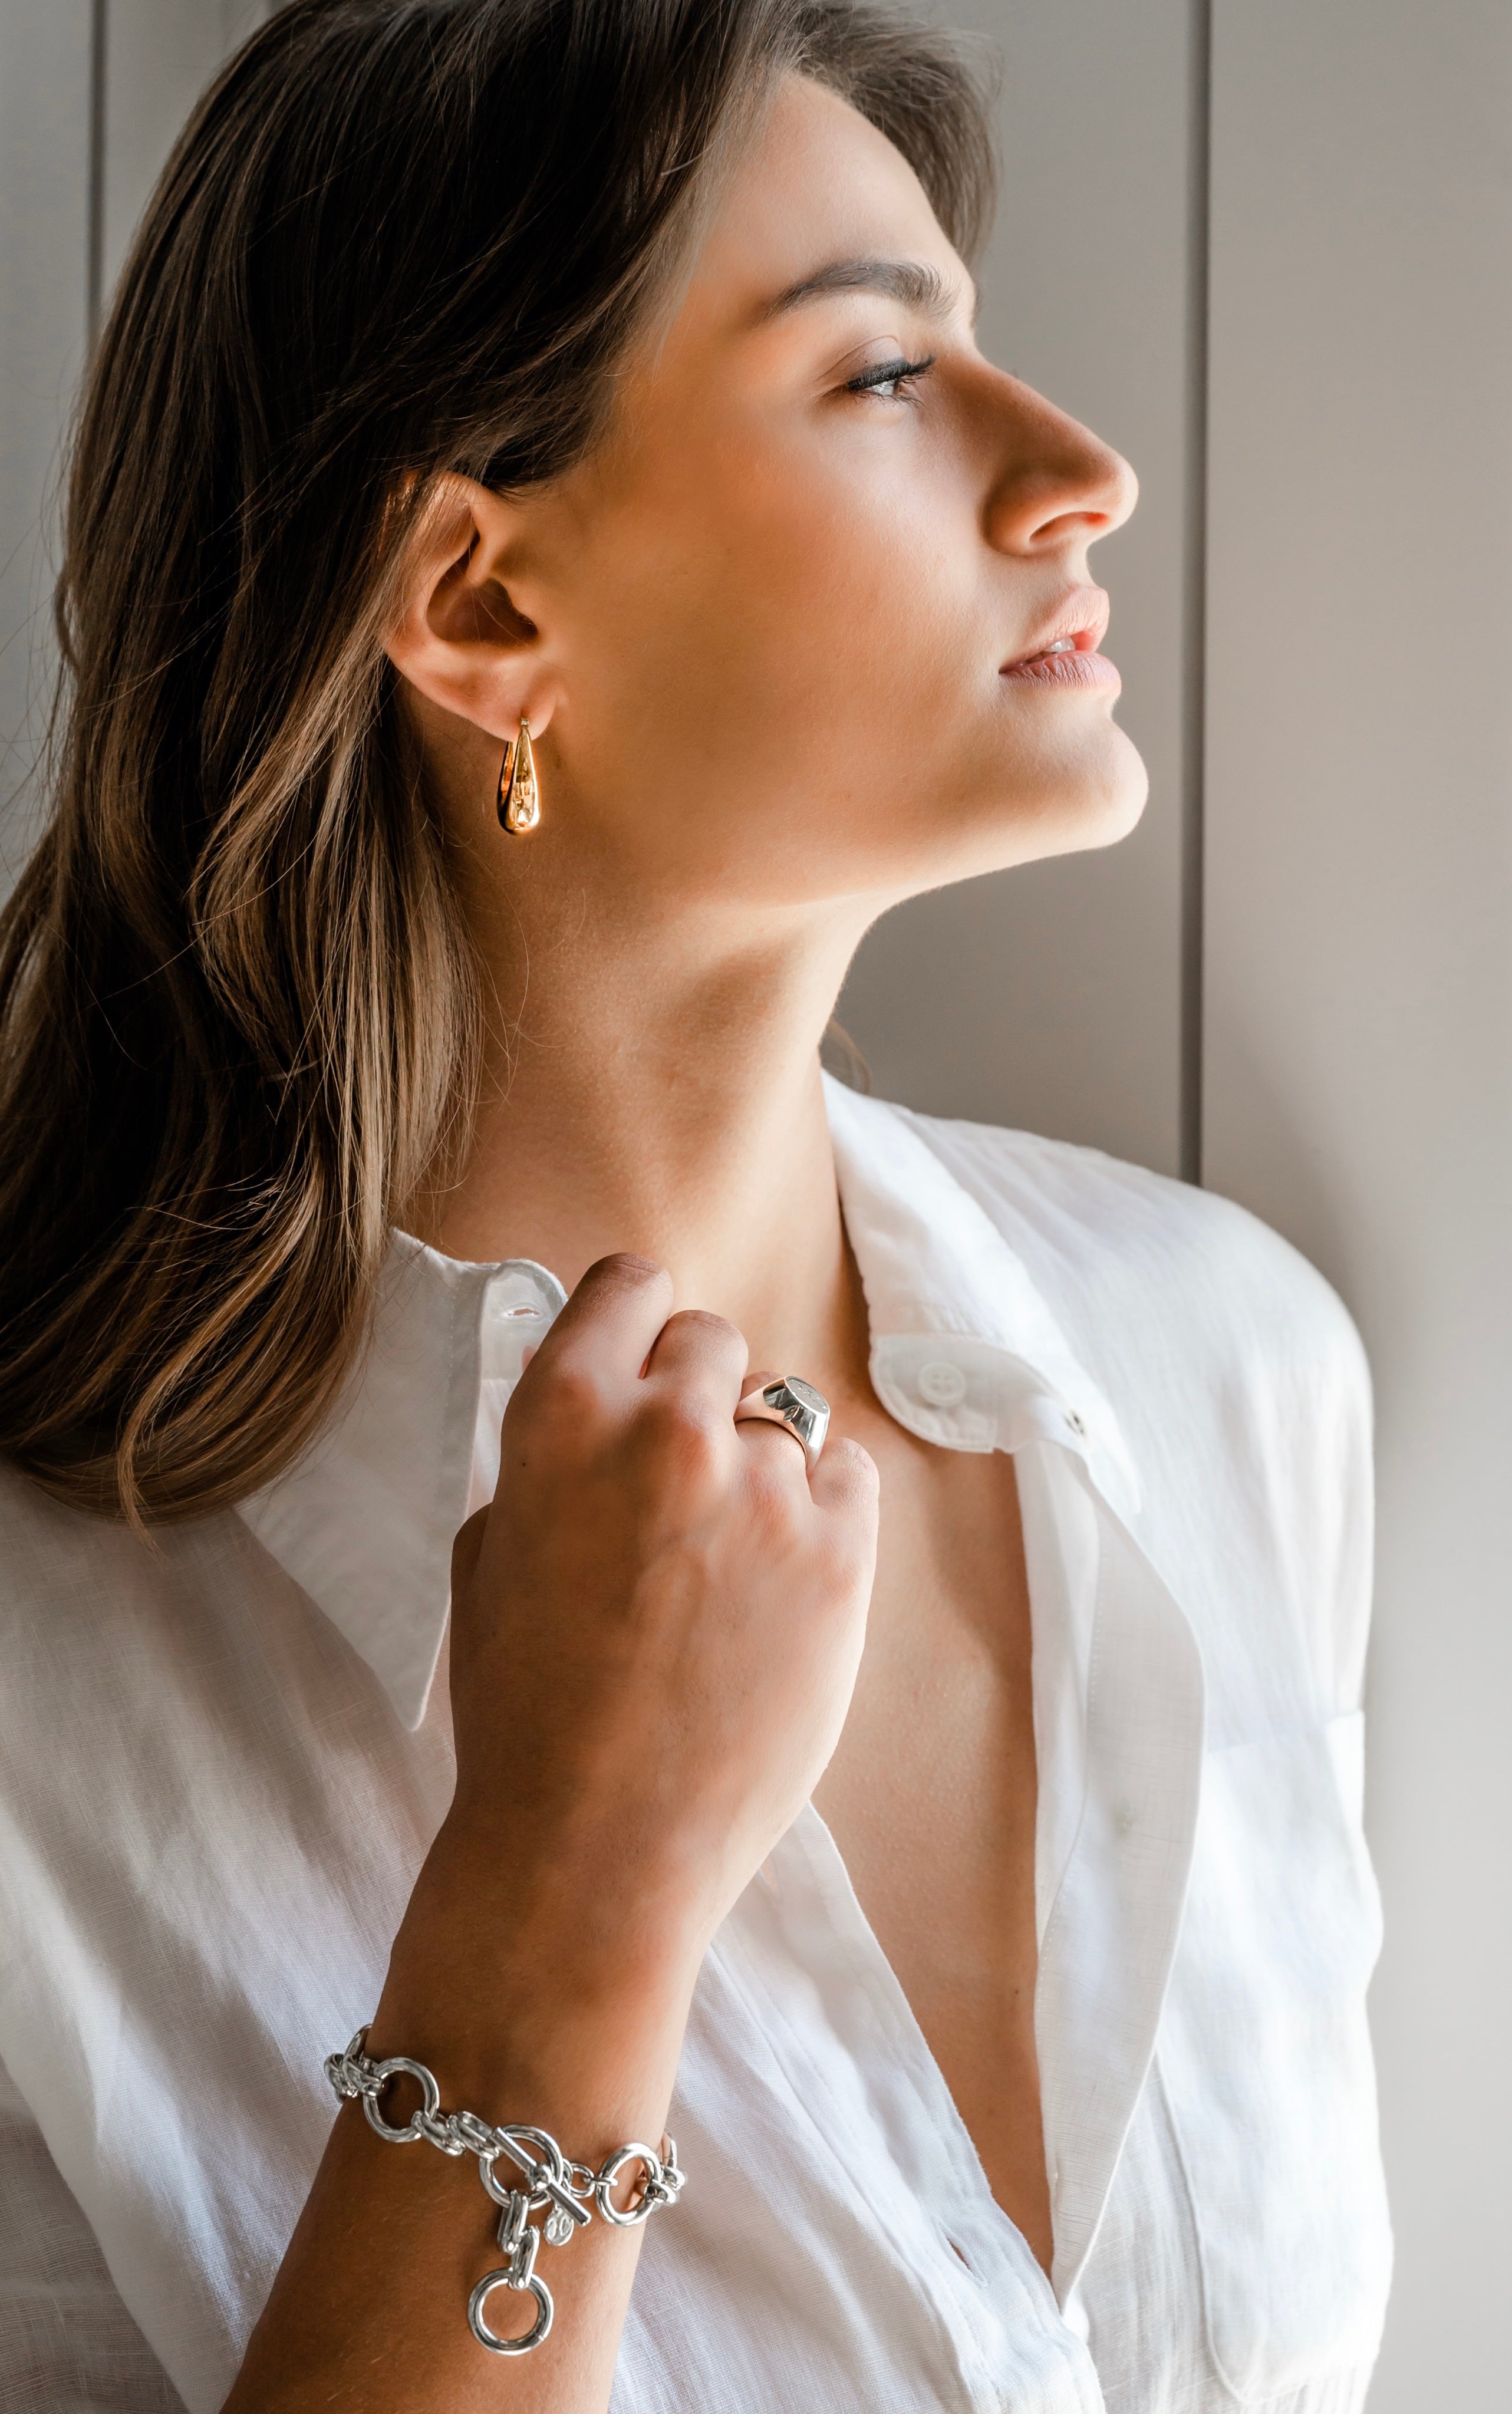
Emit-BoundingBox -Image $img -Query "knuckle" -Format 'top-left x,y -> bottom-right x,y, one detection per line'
529,1358 -> 611,1430
634,1389 -> 725,1473
587,1250 -> 668,1287
660,1307 -> 745,1351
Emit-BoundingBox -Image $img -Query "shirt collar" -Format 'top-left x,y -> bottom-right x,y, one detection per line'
237,1234 -> 565,1730
824,1079 -> 1140,1519
238,1079 -> 1139,1730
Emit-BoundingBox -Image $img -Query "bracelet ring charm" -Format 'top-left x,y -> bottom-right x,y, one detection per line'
358,2053 -> 441,2145
595,2139 -> 683,2226
468,2267 -> 555,2356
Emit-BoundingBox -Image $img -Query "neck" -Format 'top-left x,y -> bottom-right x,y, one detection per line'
413,861 -> 877,1387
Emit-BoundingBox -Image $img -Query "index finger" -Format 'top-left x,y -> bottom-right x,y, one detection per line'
525,1252 -> 676,1392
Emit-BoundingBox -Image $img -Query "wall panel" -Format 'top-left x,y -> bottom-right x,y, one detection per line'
1203,5 -> 1512,2403
101,1 -> 266,296
0,0 -> 93,880
1,0 -> 264,890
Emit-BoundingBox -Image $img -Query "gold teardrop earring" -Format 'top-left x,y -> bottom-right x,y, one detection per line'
496,717 -> 541,834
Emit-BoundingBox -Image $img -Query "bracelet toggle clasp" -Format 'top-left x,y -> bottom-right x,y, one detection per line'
323,2026 -> 684,2356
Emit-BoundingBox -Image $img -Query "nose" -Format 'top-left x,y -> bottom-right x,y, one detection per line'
980,373 -> 1138,556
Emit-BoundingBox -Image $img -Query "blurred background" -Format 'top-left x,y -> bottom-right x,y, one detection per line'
2,4 -> 1509,2404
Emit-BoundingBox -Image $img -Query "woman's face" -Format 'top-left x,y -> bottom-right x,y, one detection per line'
411,73 -> 1145,918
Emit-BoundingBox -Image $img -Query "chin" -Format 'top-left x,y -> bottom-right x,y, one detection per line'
1071,741 -> 1150,851
936,732 -> 1150,884
1016,723 -> 1150,864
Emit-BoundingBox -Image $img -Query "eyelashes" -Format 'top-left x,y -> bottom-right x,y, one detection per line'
843,353 -> 938,401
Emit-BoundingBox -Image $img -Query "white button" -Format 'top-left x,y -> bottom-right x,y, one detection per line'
1064,1407 -> 1086,1437
917,1360 -> 968,1409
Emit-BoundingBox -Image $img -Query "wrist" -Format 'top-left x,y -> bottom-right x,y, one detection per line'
429,1780 -> 717,1984
370,1810 -> 706,2140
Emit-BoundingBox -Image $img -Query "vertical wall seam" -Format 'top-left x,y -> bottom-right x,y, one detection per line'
86,0 -> 108,343
1179,0 -> 1213,1186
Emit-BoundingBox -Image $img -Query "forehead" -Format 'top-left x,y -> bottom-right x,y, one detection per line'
674,73 -> 961,336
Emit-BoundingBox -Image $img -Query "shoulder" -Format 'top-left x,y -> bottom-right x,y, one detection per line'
0,1465 -> 197,1779
0,1460 -> 297,1756
877,1098 -> 1374,1723
0,1459 -> 135,1639
0,1455 -> 176,1618
890,1097 -> 1370,1427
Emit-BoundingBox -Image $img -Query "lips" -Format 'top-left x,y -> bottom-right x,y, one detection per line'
1001,648 -> 1121,691
1000,586 -> 1118,689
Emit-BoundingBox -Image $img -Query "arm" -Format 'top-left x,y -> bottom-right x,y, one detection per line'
223,1255 -> 878,2413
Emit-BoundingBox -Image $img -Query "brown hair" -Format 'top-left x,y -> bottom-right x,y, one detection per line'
0,0 -> 994,1524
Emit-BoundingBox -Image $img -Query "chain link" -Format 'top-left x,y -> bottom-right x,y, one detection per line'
324,2027 -> 686,2354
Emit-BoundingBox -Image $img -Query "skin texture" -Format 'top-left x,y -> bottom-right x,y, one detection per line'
227,73 -> 1140,2413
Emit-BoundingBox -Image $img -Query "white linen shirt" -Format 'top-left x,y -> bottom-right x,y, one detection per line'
0,1080 -> 1392,2413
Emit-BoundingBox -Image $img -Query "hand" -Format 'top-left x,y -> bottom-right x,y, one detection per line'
440,1253 -> 879,1980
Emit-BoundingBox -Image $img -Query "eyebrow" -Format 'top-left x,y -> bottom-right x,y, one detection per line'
760,256 -> 966,323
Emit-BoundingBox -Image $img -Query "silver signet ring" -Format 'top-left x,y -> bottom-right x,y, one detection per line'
733,1375 -> 830,1474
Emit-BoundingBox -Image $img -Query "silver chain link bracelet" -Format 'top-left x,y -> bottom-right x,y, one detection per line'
325,2028 -> 686,2355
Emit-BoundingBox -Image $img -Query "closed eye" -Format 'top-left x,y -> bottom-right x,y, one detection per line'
844,353 -> 937,402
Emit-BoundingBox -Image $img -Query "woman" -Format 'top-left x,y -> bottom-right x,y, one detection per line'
0,1 -> 1391,2407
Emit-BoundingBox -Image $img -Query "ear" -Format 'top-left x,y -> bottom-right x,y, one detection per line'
384,475 -> 561,742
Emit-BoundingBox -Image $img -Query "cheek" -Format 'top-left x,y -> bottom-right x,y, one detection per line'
608,455 -> 976,786
559,436 -> 1131,884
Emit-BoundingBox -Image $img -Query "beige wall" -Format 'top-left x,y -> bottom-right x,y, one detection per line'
1203,5 -> 1512,2402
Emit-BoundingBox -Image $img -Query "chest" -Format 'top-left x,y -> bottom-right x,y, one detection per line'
812,1424 -> 1051,2262
815,1422 -> 1036,1912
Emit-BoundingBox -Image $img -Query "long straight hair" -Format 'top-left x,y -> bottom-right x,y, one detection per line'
0,0 -> 994,1524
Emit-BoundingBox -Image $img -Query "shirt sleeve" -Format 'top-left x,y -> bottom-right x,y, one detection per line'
0,2051 -> 187,2414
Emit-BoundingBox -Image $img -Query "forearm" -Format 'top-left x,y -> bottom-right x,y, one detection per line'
224,1816 -> 704,2414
